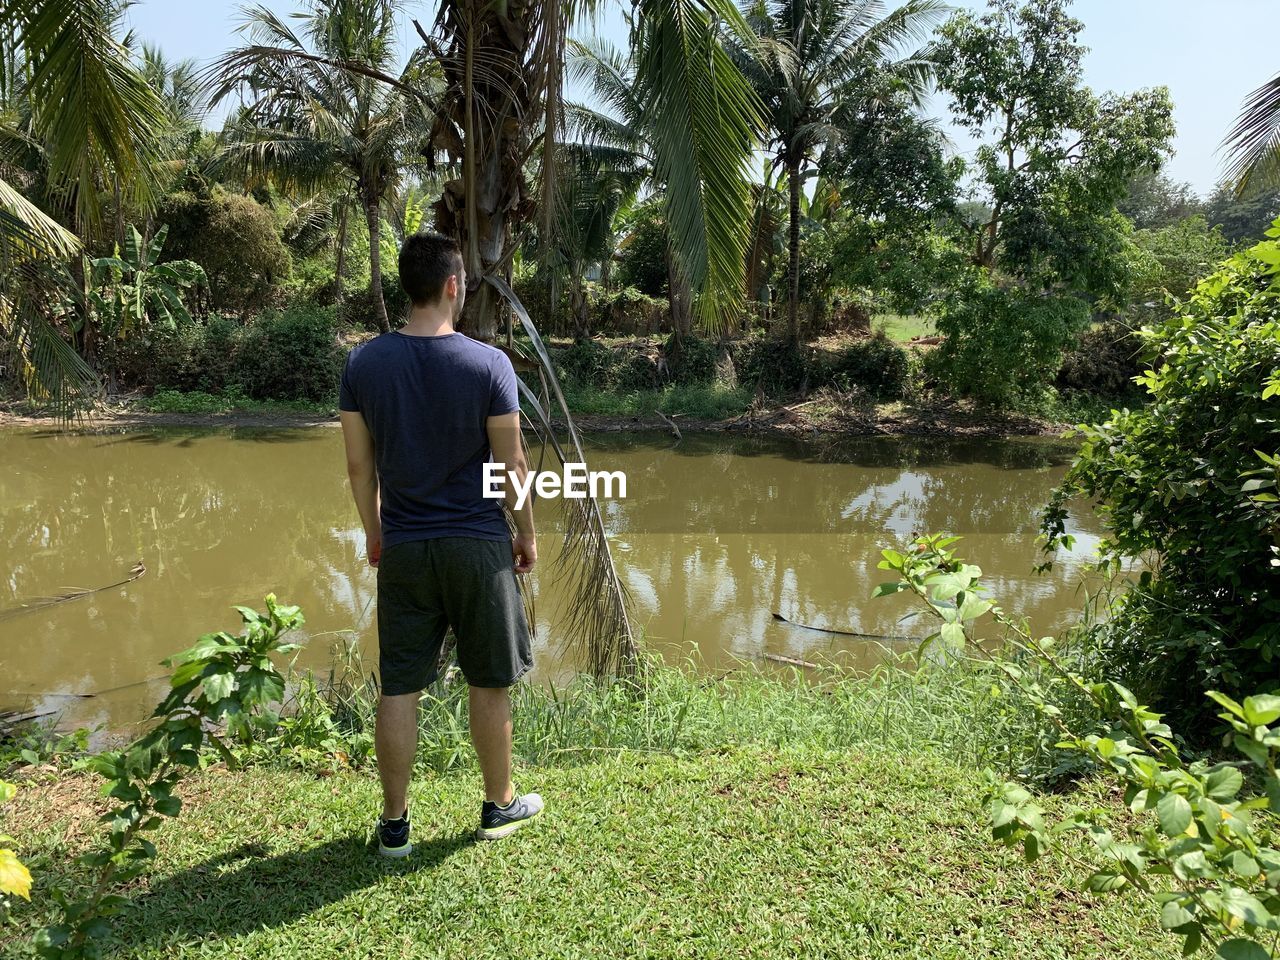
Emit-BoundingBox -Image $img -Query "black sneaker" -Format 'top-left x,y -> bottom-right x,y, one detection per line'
476,792 -> 544,841
377,809 -> 412,858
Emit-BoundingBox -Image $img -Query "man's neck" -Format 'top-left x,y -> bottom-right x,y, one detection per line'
399,306 -> 456,338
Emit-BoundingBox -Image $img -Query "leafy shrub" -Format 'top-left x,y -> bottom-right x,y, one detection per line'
934,278 -> 1091,407
159,187 -> 291,314
823,332 -> 911,400
731,334 -> 815,396
1043,226 -> 1280,728
552,339 -> 661,392
615,204 -> 669,297
235,306 -> 344,403
664,334 -> 718,384
594,287 -> 667,335
345,273 -> 410,330
1055,320 -> 1145,398
880,535 -> 1280,960
29,596 -> 304,957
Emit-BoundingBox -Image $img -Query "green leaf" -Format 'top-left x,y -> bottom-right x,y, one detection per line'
1160,900 -> 1195,931
1156,792 -> 1192,837
1219,888 -> 1272,927
939,622 -> 966,648
202,670 -> 235,702
153,795 -> 181,817
1241,694 -> 1280,726
1216,940 -> 1269,960
1085,871 -> 1128,892
1205,765 -> 1244,801
871,582 -> 904,598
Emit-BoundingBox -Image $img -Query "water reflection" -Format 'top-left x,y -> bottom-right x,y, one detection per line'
0,427 -> 1100,731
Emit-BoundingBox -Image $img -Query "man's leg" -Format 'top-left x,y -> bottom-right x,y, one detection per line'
468,685 -> 514,806
376,692 -> 420,820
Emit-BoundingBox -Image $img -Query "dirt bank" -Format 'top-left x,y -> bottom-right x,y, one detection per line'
0,397 -> 1066,439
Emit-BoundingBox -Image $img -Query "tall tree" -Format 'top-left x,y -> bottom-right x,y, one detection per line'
208,0 -> 432,333
734,0 -> 947,341
931,0 -> 1176,405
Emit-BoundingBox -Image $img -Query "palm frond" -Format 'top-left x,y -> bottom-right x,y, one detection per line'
486,274 -> 638,679
1223,72 -> 1280,193
634,0 -> 763,331
1,0 -> 168,232
0,175 -> 80,266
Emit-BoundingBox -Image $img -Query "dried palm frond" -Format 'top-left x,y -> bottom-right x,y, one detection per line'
486,275 -> 638,680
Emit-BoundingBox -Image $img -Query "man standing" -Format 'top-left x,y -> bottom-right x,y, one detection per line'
339,232 -> 543,855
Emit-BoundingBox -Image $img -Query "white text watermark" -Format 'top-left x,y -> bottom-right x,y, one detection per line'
483,462 -> 627,510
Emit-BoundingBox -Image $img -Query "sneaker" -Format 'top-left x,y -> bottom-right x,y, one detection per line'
475,792 -> 544,841
377,810 -> 412,858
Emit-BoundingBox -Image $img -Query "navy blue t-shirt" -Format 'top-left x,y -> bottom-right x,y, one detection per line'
338,331 -> 519,548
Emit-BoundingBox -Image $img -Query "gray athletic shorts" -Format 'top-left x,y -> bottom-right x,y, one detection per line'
376,537 -> 533,695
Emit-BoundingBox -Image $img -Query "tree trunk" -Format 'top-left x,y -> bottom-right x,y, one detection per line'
665,241 -> 692,340
334,204 -> 348,313
427,4 -> 531,343
365,199 -> 390,333
786,157 -> 801,343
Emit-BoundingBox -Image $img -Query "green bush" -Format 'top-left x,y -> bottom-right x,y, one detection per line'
1043,225 -> 1280,729
594,287 -> 667,335
934,278 -> 1091,407
663,334 -> 718,384
552,339 -> 662,392
731,334 -> 814,396
822,332 -> 911,400
1055,320 -> 1146,398
159,187 -> 291,314
236,306 -> 344,403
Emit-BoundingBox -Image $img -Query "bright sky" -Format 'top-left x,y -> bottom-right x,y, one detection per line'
124,0 -> 1277,197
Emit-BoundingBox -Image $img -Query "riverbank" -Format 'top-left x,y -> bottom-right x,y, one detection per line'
4,744 -> 1174,959
0,391 -> 1071,439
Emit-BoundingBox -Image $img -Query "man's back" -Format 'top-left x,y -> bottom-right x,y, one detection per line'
338,330 -> 519,548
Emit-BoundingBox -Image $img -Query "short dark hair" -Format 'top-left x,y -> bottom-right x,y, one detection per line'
398,232 -> 463,306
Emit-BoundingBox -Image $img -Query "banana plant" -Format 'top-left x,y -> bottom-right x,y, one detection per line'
85,224 -> 205,337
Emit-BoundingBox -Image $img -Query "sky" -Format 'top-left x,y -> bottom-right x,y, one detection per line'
123,0 -> 1278,197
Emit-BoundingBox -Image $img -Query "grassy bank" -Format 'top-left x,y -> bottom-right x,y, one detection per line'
2,661 -> 1180,958
4,744 -> 1173,960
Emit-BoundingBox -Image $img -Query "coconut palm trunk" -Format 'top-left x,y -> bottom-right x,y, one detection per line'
364,196 -> 391,332
786,156 -> 801,341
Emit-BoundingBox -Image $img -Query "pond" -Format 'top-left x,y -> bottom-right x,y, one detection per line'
0,427 -> 1104,733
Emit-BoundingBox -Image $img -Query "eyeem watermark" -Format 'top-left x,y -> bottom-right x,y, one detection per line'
483,462 -> 627,510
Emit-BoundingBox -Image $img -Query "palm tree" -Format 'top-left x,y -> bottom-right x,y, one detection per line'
204,0 -> 764,676
734,0 -> 946,341
207,0 -> 434,333
1223,71 -> 1280,193
0,0 -> 167,411
564,35 -> 696,336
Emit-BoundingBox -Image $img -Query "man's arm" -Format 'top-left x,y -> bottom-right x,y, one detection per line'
486,411 -> 536,573
340,410 -> 381,566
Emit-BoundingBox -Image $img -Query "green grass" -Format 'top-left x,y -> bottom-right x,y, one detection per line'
140,389 -> 334,416
4,745 -> 1175,960
872,313 -> 935,343
556,383 -> 753,420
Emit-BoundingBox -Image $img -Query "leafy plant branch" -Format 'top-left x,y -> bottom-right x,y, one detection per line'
32,595 -> 303,959
877,534 -> 1280,960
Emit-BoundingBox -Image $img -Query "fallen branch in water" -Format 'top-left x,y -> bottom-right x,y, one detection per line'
0,560 -> 146,622
763,652 -> 820,669
771,612 -> 920,643
654,409 -> 682,440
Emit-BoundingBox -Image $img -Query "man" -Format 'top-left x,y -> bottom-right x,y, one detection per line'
339,232 -> 542,855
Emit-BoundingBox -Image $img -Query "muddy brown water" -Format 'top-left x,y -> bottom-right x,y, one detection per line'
0,427 -> 1107,734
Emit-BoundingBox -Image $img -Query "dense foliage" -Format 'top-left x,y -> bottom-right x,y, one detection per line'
1044,227 -> 1280,725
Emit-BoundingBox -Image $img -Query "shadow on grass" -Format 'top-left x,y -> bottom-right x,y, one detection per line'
110,829 -> 473,954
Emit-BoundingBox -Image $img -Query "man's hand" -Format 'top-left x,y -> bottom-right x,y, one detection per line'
513,533 -> 537,574
367,531 -> 382,568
